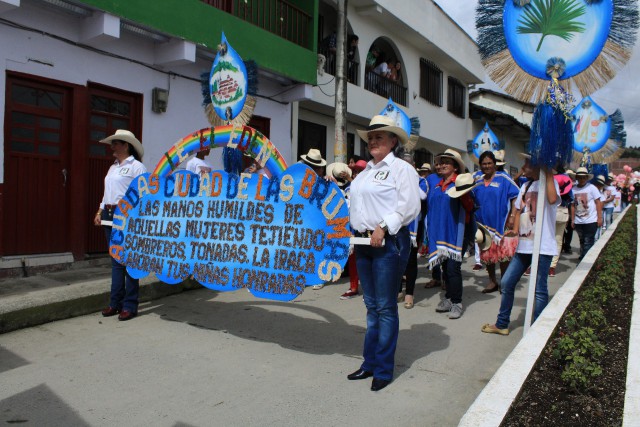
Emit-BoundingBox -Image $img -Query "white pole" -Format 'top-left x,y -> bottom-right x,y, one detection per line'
523,170 -> 547,335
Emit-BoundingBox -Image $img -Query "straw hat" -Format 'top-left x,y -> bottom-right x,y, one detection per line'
326,162 -> 352,187
595,175 -> 606,186
566,169 -> 576,179
417,163 -> 432,172
575,167 -> 594,181
494,149 -> 506,166
300,148 -> 327,167
475,223 -> 492,252
435,149 -> 466,173
356,115 -> 409,145
446,173 -> 477,198
100,129 -> 144,159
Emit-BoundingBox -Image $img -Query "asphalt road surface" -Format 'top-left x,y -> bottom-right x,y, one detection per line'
0,250 -> 581,427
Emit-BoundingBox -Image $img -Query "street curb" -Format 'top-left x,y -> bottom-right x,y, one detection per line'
0,275 -> 202,334
458,208 -> 626,427
623,207 -> 640,426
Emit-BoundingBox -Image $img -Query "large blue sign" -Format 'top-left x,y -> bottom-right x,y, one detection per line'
108,164 -> 351,301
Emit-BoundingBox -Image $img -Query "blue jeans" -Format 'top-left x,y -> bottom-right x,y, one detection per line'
496,252 -> 552,329
103,218 -> 139,313
574,222 -> 598,261
603,207 -> 614,229
355,227 -> 410,381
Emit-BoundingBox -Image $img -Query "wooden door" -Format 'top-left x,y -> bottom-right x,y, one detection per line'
3,76 -> 71,255
85,85 -> 141,253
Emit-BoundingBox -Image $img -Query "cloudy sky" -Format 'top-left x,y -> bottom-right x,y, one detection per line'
434,0 -> 640,147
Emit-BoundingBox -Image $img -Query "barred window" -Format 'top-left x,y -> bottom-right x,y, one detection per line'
419,59 -> 442,106
447,77 -> 465,118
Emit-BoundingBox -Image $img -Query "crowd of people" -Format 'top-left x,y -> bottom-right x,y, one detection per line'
309,114 -> 629,390
96,120 -> 628,390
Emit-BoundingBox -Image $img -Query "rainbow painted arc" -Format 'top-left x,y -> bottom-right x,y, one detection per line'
153,125 -> 288,178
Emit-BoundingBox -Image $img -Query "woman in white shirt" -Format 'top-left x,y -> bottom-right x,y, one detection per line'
346,115 -> 420,391
94,130 -> 147,321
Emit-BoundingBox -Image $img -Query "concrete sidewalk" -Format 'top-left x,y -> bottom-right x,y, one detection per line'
0,258 -> 200,334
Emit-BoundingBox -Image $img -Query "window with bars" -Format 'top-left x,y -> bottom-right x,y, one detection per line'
419,59 -> 442,107
447,77 -> 465,118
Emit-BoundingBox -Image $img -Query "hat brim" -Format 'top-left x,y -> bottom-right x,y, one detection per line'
576,173 -> 594,181
357,125 -> 409,145
300,155 -> 327,167
100,133 -> 144,159
496,161 -> 506,166
435,152 -> 466,174
326,162 -> 351,183
446,184 -> 476,199
475,224 -> 493,251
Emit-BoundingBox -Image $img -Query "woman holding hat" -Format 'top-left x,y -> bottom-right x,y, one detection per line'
94,129 -> 147,321
426,149 -> 475,319
571,167 -> 604,260
471,151 -> 520,293
347,115 -> 421,391
481,154 -> 559,336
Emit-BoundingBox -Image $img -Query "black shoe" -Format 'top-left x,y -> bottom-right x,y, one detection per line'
347,369 -> 373,380
371,378 -> 392,391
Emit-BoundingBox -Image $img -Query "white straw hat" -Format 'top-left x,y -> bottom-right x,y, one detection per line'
100,129 -> 144,159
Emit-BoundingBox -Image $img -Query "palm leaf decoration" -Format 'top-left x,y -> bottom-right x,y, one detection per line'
517,0 -> 587,52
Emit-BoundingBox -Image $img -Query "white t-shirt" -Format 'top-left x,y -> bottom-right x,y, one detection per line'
573,183 -> 603,224
373,62 -> 389,77
515,179 -> 560,256
185,157 -> 211,175
602,185 -> 616,209
100,156 -> 147,208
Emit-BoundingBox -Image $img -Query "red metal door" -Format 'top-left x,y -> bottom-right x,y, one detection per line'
3,76 -> 71,255
85,85 -> 141,253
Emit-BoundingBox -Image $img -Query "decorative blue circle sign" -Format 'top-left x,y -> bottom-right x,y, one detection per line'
503,0 -> 613,79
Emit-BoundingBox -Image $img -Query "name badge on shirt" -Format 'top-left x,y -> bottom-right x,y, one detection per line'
490,182 -> 500,188
374,171 -> 389,181
119,168 -> 130,175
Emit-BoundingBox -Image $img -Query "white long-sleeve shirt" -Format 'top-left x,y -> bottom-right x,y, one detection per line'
349,152 -> 421,235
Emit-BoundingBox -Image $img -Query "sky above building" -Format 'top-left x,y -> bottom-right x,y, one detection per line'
434,0 -> 640,148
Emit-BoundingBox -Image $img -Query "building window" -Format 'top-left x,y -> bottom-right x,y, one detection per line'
447,77 -> 465,118
419,59 -> 442,106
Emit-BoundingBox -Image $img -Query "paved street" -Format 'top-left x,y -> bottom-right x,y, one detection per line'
0,250 -> 581,427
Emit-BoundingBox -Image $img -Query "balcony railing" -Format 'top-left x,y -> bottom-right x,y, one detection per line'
318,47 -> 359,85
364,71 -> 407,106
201,0 -> 311,49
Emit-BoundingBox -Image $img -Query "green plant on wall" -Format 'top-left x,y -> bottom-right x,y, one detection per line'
517,0 -> 586,52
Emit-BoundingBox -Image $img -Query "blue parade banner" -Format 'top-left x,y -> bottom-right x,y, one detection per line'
107,164 -> 351,301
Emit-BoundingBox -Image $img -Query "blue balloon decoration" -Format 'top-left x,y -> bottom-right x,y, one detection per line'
210,32 -> 248,122
378,98 -> 412,138
471,123 -> 501,160
571,96 -> 611,154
